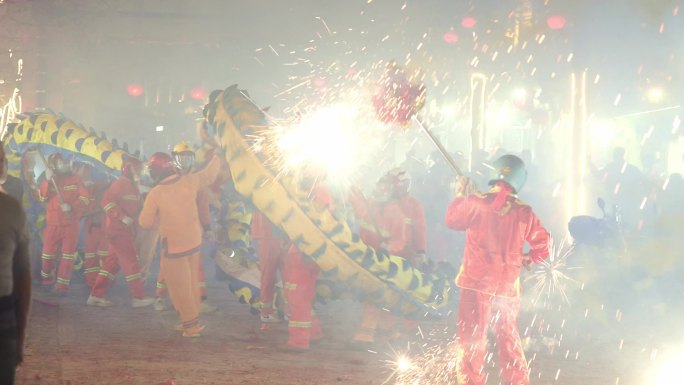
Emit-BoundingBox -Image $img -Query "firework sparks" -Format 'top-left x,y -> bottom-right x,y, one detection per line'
524,237 -> 581,305
392,340 -> 462,385
250,97 -> 388,189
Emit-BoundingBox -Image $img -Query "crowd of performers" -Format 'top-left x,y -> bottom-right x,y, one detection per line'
2,127 -> 561,385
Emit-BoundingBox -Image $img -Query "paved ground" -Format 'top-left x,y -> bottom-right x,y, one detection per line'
13,275 -> 680,385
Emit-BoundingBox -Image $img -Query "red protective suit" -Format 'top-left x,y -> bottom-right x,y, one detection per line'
82,181 -> 108,287
445,189 -> 550,385
349,191 -> 424,343
252,211 -> 287,319
39,174 -> 90,291
90,176 -> 147,300
397,195 -> 427,262
155,188 -> 210,299
282,186 -> 332,349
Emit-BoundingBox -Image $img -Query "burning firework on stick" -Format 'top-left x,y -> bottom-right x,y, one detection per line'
524,236 -> 582,305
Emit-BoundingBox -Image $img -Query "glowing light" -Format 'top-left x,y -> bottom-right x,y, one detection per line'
442,31 -> 459,44
461,17 -> 477,29
588,118 -> 618,148
648,351 -> 684,385
523,237 -> 581,305
647,87 -> 664,104
273,102 -> 383,186
155,125 -> 164,132
395,355 -> 413,373
190,87 -> 206,100
127,84 -> 144,97
485,104 -> 516,126
547,15 -> 567,30
512,87 -> 528,106
313,77 -> 327,88
441,104 -> 458,119
0,87 -> 21,140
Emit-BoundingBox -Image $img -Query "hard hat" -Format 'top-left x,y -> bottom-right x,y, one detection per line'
121,157 -> 142,179
146,152 -> 175,182
378,168 -> 411,195
171,141 -> 195,174
488,154 -> 527,193
48,153 -> 71,174
172,141 -> 194,155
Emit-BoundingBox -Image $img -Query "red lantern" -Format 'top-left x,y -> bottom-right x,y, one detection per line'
461,17 -> 477,29
127,84 -> 144,97
190,87 -> 206,100
313,77 -> 326,88
546,15 -> 566,30
442,31 -> 459,44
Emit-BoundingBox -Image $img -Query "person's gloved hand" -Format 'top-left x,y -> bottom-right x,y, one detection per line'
60,203 -> 72,213
122,216 -> 135,226
455,176 -> 477,197
522,254 -> 532,271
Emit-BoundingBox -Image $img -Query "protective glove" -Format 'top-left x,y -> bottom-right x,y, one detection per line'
60,203 -> 72,213
522,254 -> 532,271
121,216 -> 135,226
455,176 -> 477,197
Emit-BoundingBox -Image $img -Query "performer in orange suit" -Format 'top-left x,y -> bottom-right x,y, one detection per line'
154,142 -> 214,313
138,151 -> 221,337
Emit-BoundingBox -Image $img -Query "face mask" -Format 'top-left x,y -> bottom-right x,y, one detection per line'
173,153 -> 195,175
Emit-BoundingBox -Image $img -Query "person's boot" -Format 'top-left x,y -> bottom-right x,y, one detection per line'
131,297 -> 155,308
153,297 -> 169,311
87,295 -> 114,307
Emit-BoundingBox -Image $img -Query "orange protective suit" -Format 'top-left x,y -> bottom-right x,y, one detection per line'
90,176 -> 148,299
138,155 -> 221,334
282,186 -> 332,349
155,188 -> 210,299
39,174 -> 90,292
445,189 -> 550,385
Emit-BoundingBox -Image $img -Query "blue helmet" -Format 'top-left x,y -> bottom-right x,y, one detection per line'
488,154 -> 527,193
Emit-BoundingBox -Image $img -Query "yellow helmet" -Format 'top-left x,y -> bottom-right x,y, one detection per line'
172,141 -> 194,155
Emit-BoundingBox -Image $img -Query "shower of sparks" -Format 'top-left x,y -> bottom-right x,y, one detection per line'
524,237 -> 582,305
392,339 -> 462,385
249,95 -> 388,189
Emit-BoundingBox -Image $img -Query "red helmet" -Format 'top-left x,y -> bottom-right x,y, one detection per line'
146,152 -> 174,182
48,153 -> 71,174
378,168 -> 410,196
121,157 -> 142,179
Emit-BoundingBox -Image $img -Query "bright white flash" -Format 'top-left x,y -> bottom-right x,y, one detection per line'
276,102 -> 381,184
650,351 -> 684,385
395,355 -> 413,373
